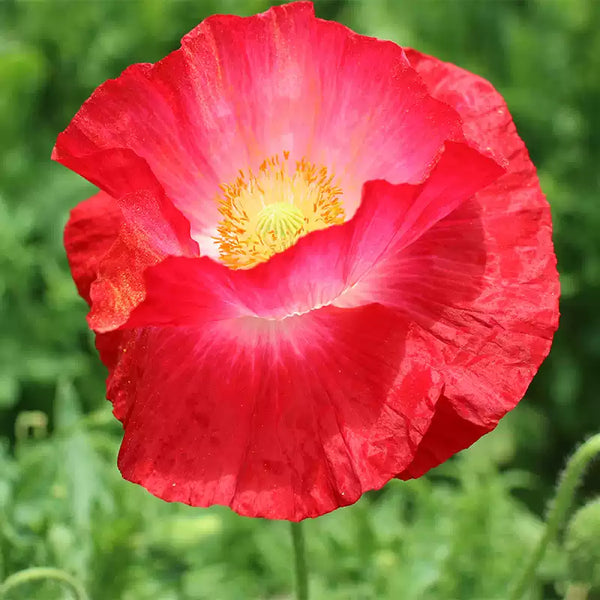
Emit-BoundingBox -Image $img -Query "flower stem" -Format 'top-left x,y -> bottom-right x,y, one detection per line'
290,521 -> 309,600
0,567 -> 88,600
509,433 -> 600,600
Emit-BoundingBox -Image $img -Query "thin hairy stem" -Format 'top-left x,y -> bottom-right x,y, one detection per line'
0,567 -> 88,600
509,433 -> 600,599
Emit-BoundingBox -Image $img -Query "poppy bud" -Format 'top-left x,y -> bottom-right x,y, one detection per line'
565,498 -> 600,591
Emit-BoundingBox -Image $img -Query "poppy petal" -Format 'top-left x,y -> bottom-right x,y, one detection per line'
63,191 -> 123,304
62,190 -> 129,374
52,2 -> 462,243
110,303 -> 441,520
393,50 -> 560,478
87,187 -> 199,332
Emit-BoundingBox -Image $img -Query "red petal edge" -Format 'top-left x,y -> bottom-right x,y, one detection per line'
87,184 -> 199,332
396,50 -> 560,479
63,191 -> 123,304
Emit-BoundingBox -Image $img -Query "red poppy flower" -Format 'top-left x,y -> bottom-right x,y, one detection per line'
55,2 -> 559,520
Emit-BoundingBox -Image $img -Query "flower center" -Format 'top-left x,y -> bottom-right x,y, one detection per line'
215,152 -> 345,269
255,202 -> 305,251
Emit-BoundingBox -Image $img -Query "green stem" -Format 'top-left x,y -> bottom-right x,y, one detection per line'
509,433 -> 600,600
0,567 -> 88,600
290,521 -> 309,600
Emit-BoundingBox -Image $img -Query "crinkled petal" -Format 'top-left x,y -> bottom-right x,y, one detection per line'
109,304 -> 441,520
124,141 -> 502,329
53,1 -> 462,246
364,198 -> 555,424
88,187 -> 199,332
390,50 -> 560,479
398,394 -> 491,479
63,191 -> 123,304
62,190 -> 130,377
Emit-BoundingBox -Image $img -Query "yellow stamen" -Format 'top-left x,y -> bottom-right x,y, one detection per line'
215,152 -> 345,269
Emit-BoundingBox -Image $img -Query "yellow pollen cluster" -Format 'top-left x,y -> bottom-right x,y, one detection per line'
215,152 -> 345,269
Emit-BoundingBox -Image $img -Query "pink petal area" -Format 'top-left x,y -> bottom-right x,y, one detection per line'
110,304 -> 442,520
123,141 -> 503,330
183,2 -> 464,216
53,1 -> 462,245
391,50 -> 560,479
88,187 -> 199,332
63,190 -> 123,304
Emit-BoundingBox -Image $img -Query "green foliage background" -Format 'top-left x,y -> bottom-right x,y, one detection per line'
0,0 -> 599,598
